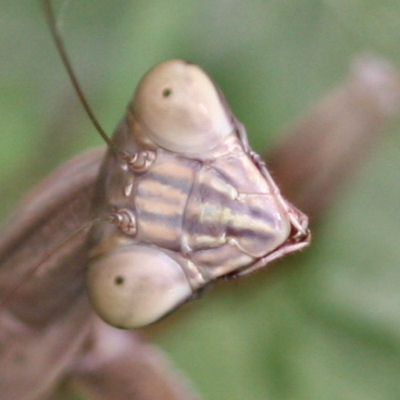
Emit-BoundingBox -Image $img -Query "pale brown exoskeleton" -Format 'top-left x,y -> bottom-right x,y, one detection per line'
21,3 -> 309,331
0,3 -> 312,329
86,59 -> 310,329
0,3 -> 310,397
1,2 -> 399,399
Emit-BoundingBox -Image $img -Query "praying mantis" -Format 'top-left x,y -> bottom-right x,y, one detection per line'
0,0 -> 400,400
0,2 -> 309,398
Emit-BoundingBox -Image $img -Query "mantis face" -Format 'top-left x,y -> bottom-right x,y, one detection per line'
87,60 -> 310,329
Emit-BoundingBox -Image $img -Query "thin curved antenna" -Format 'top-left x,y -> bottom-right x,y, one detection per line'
42,0 -> 118,154
0,217 -> 109,311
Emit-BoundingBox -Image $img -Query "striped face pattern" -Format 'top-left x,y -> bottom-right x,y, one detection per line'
87,60 -> 310,329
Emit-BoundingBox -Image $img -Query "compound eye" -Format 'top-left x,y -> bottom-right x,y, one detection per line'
87,245 -> 192,329
132,59 -> 233,154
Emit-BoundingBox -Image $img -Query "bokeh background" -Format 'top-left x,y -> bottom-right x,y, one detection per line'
1,1 -> 399,399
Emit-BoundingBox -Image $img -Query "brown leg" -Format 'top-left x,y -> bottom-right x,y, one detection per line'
65,317 -> 201,400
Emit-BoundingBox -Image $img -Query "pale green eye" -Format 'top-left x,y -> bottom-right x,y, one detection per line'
131,59 -> 233,154
87,245 -> 192,329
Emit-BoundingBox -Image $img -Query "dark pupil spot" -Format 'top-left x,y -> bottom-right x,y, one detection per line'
114,276 -> 125,285
162,88 -> 172,97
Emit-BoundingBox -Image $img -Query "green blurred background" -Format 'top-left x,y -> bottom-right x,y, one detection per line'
1,1 -> 400,399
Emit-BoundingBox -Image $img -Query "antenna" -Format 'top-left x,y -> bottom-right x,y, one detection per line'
42,0 -> 118,154
0,214 -> 116,311
0,219 -> 94,310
